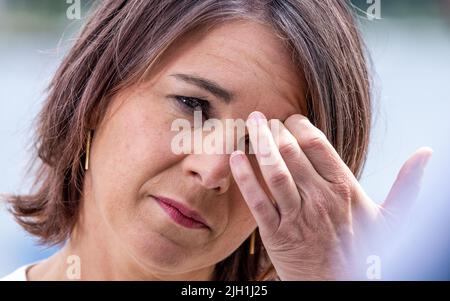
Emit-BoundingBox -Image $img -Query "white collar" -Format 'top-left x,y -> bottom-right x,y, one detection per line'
0,262 -> 36,281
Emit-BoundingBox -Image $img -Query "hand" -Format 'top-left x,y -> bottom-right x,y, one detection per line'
229,111 -> 432,280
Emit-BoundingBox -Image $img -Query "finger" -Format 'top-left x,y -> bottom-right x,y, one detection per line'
382,147 -> 433,217
277,119 -> 357,228
230,150 -> 280,237
284,114 -> 353,184
273,119 -> 321,187
246,111 -> 302,215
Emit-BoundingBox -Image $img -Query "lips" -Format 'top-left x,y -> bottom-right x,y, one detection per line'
153,195 -> 209,229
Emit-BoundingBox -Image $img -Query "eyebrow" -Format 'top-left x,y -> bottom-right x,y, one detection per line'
170,73 -> 234,103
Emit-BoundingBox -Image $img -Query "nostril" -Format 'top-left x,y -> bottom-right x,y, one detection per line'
188,170 -> 227,193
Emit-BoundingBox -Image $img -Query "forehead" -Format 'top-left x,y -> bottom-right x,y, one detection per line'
151,20 -> 306,120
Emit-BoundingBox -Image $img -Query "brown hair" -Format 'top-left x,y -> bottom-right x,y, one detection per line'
5,0 -> 371,280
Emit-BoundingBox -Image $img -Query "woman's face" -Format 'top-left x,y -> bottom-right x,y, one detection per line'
85,20 -> 305,278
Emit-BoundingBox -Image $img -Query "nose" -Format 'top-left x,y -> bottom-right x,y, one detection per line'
182,153 -> 231,194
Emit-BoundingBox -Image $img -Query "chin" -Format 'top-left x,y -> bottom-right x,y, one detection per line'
118,231 -> 186,275
120,219 -> 191,271
113,202 -> 213,273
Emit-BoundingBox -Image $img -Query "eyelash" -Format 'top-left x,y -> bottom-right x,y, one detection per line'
173,95 -> 211,119
173,95 -> 250,144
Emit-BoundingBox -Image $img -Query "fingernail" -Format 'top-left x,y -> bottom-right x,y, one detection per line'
248,111 -> 266,125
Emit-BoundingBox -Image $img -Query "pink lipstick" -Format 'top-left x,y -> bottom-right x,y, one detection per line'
153,195 -> 209,229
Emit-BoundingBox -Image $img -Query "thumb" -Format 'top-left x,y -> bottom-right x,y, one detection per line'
382,147 -> 433,217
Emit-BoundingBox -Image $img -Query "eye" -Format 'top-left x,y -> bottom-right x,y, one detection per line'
173,95 -> 211,119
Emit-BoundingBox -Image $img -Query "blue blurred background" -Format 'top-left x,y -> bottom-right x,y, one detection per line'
0,0 -> 449,279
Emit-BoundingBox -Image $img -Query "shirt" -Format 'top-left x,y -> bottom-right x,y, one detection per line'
0,263 -> 36,281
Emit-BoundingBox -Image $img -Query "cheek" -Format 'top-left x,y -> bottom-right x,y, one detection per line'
89,96 -> 177,228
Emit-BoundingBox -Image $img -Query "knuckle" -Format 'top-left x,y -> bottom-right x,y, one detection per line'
304,134 -> 327,152
250,198 -> 268,213
235,170 -> 251,184
321,163 -> 348,185
268,169 -> 289,187
332,180 -> 353,203
278,141 -> 298,159
314,201 -> 329,217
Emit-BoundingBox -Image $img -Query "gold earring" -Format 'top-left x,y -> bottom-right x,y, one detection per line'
249,230 -> 256,255
84,129 -> 92,171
